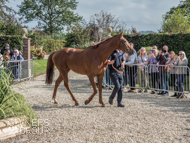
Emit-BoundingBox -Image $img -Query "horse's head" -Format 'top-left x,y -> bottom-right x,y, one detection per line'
117,32 -> 135,55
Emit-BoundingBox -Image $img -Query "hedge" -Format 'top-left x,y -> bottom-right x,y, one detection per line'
43,39 -> 66,53
0,35 -> 23,51
123,33 -> 190,66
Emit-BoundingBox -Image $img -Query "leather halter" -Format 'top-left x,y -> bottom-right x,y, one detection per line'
111,35 -> 129,74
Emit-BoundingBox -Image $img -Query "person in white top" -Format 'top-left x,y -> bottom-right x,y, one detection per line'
11,49 -> 24,80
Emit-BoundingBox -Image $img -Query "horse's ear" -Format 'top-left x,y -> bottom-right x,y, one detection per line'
120,32 -> 123,38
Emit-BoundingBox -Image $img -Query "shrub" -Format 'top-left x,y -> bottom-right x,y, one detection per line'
0,68 -> 36,124
43,39 -> 65,53
27,31 -> 43,48
35,48 -> 46,59
0,35 -> 23,51
30,47 -> 46,60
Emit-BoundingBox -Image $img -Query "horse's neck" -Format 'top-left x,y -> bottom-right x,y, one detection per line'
96,39 -> 118,62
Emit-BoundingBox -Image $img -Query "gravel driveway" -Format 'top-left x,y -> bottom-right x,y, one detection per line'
4,70 -> 190,142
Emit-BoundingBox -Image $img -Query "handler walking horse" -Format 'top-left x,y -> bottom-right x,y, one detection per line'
45,33 -> 134,107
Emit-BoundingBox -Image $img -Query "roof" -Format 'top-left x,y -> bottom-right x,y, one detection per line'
32,27 -> 47,36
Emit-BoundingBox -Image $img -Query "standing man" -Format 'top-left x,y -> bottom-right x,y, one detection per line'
156,45 -> 169,95
108,49 -> 125,107
1,43 -> 13,57
125,43 -> 137,92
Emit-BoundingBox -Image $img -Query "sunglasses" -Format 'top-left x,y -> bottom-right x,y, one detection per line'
179,54 -> 183,55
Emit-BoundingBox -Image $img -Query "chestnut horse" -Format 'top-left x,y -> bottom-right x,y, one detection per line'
45,33 -> 134,107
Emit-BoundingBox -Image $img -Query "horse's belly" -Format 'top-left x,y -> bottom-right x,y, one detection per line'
69,64 -> 87,75
71,69 -> 87,75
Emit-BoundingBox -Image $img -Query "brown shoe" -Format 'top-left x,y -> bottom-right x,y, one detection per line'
179,94 -> 187,99
176,93 -> 181,98
128,89 -> 136,92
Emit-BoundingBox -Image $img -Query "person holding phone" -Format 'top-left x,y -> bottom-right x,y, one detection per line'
1,43 -> 13,57
165,51 -> 178,97
156,45 -> 169,95
174,51 -> 188,98
143,49 -> 159,94
125,43 -> 137,92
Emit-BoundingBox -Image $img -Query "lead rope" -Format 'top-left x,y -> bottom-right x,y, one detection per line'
111,64 -> 124,74
111,35 -> 126,74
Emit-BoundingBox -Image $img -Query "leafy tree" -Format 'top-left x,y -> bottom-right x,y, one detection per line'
161,7 -> 190,34
0,14 -> 22,36
65,22 -> 91,48
0,0 -> 15,20
18,0 -> 82,34
165,0 -> 190,19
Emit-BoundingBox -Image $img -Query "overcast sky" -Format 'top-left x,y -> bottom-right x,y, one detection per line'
8,0 -> 181,32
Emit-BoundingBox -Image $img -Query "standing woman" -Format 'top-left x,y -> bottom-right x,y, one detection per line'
137,47 -> 148,93
125,43 -> 137,92
174,51 -> 188,98
12,49 -> 24,80
143,49 -> 159,94
165,51 -> 178,97
108,49 -> 125,107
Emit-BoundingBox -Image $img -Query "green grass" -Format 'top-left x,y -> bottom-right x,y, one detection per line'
33,59 -> 48,77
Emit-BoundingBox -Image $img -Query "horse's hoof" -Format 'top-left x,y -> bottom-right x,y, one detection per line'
85,100 -> 89,105
75,102 -> 79,106
102,104 -> 105,107
54,101 -> 59,104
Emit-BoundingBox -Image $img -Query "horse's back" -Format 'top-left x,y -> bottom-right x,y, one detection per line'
52,48 -> 89,74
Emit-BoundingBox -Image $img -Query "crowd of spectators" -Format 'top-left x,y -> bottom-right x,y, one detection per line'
105,45 -> 188,99
0,43 -> 24,80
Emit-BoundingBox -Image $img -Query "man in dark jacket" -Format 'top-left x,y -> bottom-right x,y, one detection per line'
156,45 -> 169,95
1,43 -> 13,57
108,49 -> 125,107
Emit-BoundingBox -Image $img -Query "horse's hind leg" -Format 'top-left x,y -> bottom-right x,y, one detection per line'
61,72 -> 79,106
52,75 -> 63,104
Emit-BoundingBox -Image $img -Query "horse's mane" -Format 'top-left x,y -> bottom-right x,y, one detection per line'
88,35 -> 118,49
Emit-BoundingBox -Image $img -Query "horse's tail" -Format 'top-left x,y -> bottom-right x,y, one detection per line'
45,51 -> 56,84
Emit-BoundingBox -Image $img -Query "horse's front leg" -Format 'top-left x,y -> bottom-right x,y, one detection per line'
97,73 -> 105,107
85,75 -> 97,105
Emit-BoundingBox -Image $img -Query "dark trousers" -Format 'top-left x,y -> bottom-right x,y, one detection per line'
170,74 -> 178,91
151,72 -> 159,89
109,71 -> 123,104
177,74 -> 186,92
159,72 -> 169,93
128,66 -> 137,90
123,65 -> 129,87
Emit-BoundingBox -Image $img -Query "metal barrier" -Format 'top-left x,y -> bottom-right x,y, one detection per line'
2,59 -> 33,81
104,63 -> 190,95
148,64 -> 190,94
